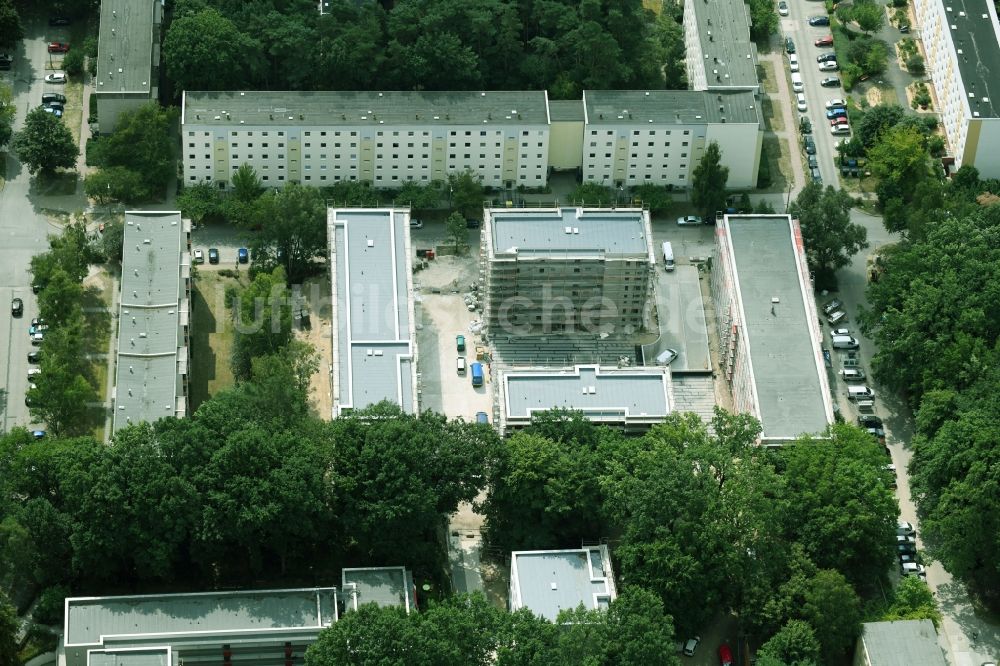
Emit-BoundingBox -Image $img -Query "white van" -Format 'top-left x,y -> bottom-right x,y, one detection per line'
831,335 -> 859,350
791,72 -> 804,93
661,241 -> 675,271
847,385 -> 875,401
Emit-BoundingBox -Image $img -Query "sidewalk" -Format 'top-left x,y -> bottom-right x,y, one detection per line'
759,53 -> 806,199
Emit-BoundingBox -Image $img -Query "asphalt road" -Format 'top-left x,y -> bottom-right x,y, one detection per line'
780,4 -> 844,189
0,18 -> 75,434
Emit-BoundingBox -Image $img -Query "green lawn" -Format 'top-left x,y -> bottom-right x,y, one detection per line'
760,136 -> 792,193
189,271 -> 246,410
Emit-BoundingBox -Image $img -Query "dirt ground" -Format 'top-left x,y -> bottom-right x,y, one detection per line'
296,276 -> 334,420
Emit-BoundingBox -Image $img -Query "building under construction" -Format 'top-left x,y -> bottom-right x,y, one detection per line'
480,207 -> 654,338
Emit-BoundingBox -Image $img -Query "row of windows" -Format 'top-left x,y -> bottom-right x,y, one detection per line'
189,172 -> 542,184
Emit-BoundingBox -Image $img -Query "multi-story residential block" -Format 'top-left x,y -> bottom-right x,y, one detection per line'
913,0 -> 1000,176
497,365 -> 672,435
481,207 -> 654,336
711,215 -> 834,445
581,90 -> 763,189
95,0 -> 161,134
509,545 -> 617,621
328,208 -> 418,417
683,0 -> 760,93
113,211 -> 190,434
63,587 -> 338,666
854,620 -> 947,666
182,91 -> 550,189
182,90 -> 762,191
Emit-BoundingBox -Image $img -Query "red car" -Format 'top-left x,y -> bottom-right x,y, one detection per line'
814,35 -> 834,47
47,42 -> 70,53
831,117 -> 849,126
719,643 -> 734,666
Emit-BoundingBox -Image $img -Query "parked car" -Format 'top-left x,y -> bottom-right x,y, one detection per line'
808,154 -> 818,169
42,93 -> 66,105
43,106 -> 63,117
827,108 -> 848,120
840,368 -> 866,382
456,334 -> 466,352
827,310 -> 847,325
31,430 -> 46,439
814,35 -> 834,47
897,534 -> 917,547
804,136 -> 817,155
48,16 -> 71,26
785,37 -> 796,54
826,98 -> 847,109
31,332 -> 44,345
27,368 -> 41,382
809,15 -> 831,26
858,414 -> 883,429
789,53 -> 800,72
796,93 -> 807,112
456,357 -> 467,375
683,636 -> 701,657
822,299 -> 843,315
778,0 -> 789,15
208,248 -> 219,264
719,643 -> 734,666
848,385 -> 876,400
410,219 -> 424,229
817,52 -> 838,63
821,76 -> 842,88
819,61 -> 839,71
11,297 -> 23,317
677,215 -> 702,226
831,123 -> 851,135
656,348 -> 679,366
901,562 -> 926,578
48,42 -> 70,53
897,521 -> 916,536
868,427 -> 887,444
45,72 -> 67,84
810,167 -> 822,183
28,351 -> 41,364
898,542 -> 917,556
238,247 -> 249,263
193,249 -> 204,264
899,23 -> 910,33
28,324 -> 49,335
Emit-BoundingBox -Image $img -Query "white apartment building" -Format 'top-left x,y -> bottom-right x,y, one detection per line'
181,91 -> 550,189
182,90 -> 762,191
913,0 -> 1000,176
95,0 -> 161,133
581,90 -> 762,189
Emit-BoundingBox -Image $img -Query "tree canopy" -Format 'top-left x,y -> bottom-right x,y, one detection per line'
86,103 -> 177,203
788,183 -> 869,286
691,142 -> 729,220
12,107 -> 79,175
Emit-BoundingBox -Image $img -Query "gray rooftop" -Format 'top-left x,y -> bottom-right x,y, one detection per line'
342,567 -> 416,613
688,0 -> 758,88
548,100 -> 585,122
183,90 -> 550,127
330,209 -> 416,415
88,649 -> 170,666
65,588 -> 338,646
489,207 -> 651,256
114,211 -> 187,433
503,366 -> 670,420
946,0 -> 1000,118
584,90 -> 760,125
510,547 -> 616,621
725,216 -> 831,440
860,620 -> 947,666
95,0 -> 156,94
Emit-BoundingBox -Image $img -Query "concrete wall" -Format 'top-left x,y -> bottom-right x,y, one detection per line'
549,120 -> 584,170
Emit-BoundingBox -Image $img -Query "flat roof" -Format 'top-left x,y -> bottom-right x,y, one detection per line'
510,546 -> 616,621
584,90 -> 760,125
725,215 -> 831,439
503,366 -> 670,420
860,620 -> 947,666
65,588 -> 338,647
342,567 -> 415,613
548,100 -> 585,122
330,209 -> 416,415
488,207 -> 651,256
183,90 -> 550,127
947,0 -> 1000,118
114,211 -> 187,433
95,0 -> 156,94
88,649 -> 171,666
689,0 -> 758,88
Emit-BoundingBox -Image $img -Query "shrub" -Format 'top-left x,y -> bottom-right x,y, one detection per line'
33,586 -> 70,626
906,54 -> 925,74
928,135 -> 945,157
62,49 -> 84,77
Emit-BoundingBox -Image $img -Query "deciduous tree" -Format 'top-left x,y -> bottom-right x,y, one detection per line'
230,267 -> 293,382
0,0 -> 24,50
12,107 -> 78,175
691,142 -> 729,220
163,8 -> 264,95
788,183 -> 869,283
250,183 -> 327,282
757,620 -> 821,666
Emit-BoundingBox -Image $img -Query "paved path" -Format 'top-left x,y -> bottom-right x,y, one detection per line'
760,52 -> 807,199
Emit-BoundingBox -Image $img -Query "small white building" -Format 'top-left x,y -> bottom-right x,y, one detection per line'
509,545 -> 617,621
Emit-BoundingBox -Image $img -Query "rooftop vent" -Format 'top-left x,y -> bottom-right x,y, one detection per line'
367,239 -> 375,247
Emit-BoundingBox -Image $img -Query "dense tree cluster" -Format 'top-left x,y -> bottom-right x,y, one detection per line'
85,103 -> 177,204
0,390 -> 498,609
306,589 -> 680,666
788,182 -> 868,288
162,0 -> 690,98
480,411 -> 898,653
860,177 -> 1000,605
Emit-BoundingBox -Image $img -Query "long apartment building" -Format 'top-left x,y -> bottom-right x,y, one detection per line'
182,89 -> 762,190
683,0 -> 760,93
481,207 -> 654,336
913,0 -> 1000,176
113,211 -> 190,434
711,215 -> 834,446
95,0 -> 161,133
